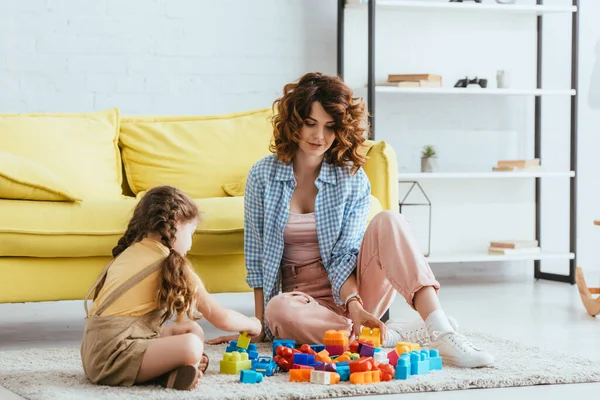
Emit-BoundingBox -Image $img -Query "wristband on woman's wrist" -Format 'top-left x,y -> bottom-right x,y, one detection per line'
344,292 -> 363,310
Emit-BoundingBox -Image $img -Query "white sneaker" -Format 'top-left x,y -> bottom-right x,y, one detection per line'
429,331 -> 494,368
384,315 -> 460,347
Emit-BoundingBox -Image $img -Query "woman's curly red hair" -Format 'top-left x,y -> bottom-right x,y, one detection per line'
270,72 -> 370,174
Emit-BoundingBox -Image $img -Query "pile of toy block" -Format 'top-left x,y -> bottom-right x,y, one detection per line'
219,328 -> 442,385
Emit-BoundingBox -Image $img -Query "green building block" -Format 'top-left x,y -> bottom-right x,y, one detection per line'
220,351 -> 252,374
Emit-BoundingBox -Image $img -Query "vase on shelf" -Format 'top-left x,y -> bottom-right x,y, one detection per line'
421,157 -> 438,173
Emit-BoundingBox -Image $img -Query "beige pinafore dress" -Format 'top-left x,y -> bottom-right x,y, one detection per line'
80,259 -> 166,387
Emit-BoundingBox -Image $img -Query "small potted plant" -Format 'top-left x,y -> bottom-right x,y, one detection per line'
421,145 -> 437,172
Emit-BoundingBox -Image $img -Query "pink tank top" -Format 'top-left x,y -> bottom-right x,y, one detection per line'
281,212 -> 322,267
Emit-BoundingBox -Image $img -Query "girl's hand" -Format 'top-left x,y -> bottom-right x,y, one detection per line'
346,301 -> 386,343
247,317 -> 262,337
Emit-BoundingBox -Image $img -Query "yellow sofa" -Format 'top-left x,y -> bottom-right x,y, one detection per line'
0,107 -> 398,303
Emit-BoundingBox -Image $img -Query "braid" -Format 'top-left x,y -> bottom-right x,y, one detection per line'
90,186 -> 200,319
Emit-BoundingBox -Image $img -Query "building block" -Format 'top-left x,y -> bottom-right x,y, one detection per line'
359,327 -> 381,348
323,330 -> 349,355
429,349 -> 443,371
350,353 -> 360,360
227,340 -> 258,354
316,349 -> 331,363
395,354 -> 411,380
336,364 -> 350,381
293,364 -> 314,370
240,370 -> 263,384
325,345 -> 346,356
310,370 -> 340,385
237,331 -> 251,350
274,345 -> 299,372
350,370 -> 381,385
253,356 -> 278,376
289,369 -> 311,382
374,351 -> 388,365
349,357 -> 375,374
220,352 -> 252,375
333,354 -> 350,363
410,350 -> 429,375
310,344 -> 326,353
359,343 -> 375,358
396,342 -> 420,356
226,340 -> 239,353
315,362 -> 337,372
350,339 -> 374,354
377,363 -> 395,381
299,344 -> 317,356
293,353 -> 315,366
387,349 -> 400,366
273,339 -> 295,356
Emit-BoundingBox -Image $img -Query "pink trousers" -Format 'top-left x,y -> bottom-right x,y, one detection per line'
264,211 -> 440,344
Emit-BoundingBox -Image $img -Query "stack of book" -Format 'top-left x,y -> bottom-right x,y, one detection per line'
488,240 -> 540,255
378,73 -> 443,88
492,159 -> 544,172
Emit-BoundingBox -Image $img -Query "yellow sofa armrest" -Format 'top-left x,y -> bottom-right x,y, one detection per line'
362,140 -> 398,211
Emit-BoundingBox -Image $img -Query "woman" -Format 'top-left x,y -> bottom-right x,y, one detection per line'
211,72 -> 493,368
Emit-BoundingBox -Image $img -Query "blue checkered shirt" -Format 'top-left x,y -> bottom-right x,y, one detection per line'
244,154 -> 371,339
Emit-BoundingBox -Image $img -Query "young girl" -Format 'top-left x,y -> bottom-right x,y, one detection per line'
81,185 -> 262,390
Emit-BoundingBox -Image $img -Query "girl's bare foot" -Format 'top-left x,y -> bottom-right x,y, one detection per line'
192,368 -> 202,389
199,354 -> 209,372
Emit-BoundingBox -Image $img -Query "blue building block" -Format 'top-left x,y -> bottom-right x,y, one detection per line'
409,350 -> 429,375
253,356 -> 278,377
374,347 -> 381,353
226,340 -> 239,353
395,354 -> 412,380
337,365 -> 350,381
310,344 -> 326,353
240,369 -> 263,384
293,353 -> 315,366
429,349 -> 442,371
272,339 -> 295,356
248,350 -> 259,361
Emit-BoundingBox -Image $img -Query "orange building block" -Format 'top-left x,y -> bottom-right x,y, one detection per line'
333,354 -> 351,363
323,330 -> 349,347
396,342 -> 420,356
316,350 -> 332,363
290,368 -> 312,382
350,370 -> 381,385
359,327 -> 381,348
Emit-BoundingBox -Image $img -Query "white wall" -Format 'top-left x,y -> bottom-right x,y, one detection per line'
1,0 -> 598,281
0,0 -> 336,115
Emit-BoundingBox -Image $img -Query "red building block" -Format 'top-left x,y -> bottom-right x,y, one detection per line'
349,357 -> 375,374
377,363 -> 395,381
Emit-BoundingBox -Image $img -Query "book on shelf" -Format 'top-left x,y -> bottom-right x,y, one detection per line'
387,74 -> 442,82
492,158 -> 543,172
377,80 -> 442,88
488,246 -> 541,255
497,159 -> 540,168
489,240 -> 539,249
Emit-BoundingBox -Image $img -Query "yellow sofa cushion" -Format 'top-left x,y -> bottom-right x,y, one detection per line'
0,152 -> 81,201
0,108 -> 123,199
0,194 -> 383,258
120,108 -> 274,199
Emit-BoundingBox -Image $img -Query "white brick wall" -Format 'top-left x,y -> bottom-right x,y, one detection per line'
0,0 -> 336,114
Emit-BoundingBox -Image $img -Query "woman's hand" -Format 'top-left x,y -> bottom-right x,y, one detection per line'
346,300 -> 386,343
205,334 -> 237,345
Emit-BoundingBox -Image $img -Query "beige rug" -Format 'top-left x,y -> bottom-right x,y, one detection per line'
1,330 -> 600,400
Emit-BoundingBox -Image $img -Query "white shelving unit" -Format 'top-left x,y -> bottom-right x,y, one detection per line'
425,251 -> 575,264
398,171 -> 575,180
338,0 -> 579,280
372,87 -> 576,96
346,0 -> 577,15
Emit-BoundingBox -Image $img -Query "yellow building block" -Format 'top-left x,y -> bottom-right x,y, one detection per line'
237,331 -> 250,350
219,351 -> 252,374
396,342 -> 420,356
359,327 -> 381,348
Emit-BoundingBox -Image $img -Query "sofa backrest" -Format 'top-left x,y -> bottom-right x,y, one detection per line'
119,108 -> 274,199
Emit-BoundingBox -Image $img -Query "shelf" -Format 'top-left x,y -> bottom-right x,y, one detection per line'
345,1 -> 577,15
397,171 -> 575,180
425,251 -> 575,264
372,87 -> 576,96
